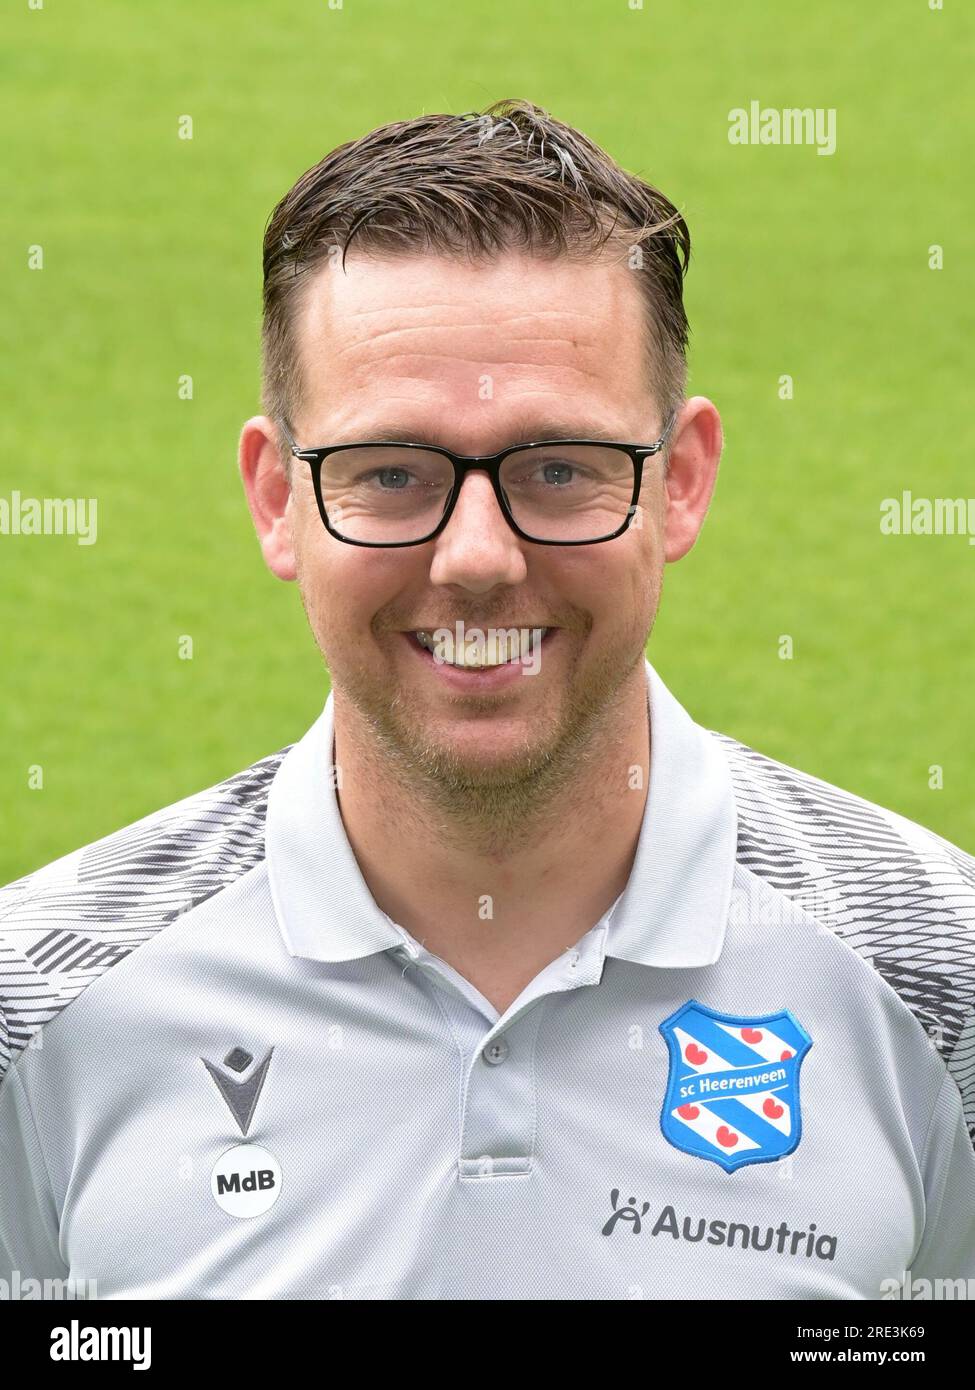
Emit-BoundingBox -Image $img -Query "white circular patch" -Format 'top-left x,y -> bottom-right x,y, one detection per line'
211,1144 -> 282,1218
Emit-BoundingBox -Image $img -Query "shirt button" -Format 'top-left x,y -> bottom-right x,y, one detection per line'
482,1037 -> 510,1066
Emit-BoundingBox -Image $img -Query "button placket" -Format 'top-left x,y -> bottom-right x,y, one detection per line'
459,1004 -> 547,1180
389,922 -> 610,1181
482,1036 -> 509,1066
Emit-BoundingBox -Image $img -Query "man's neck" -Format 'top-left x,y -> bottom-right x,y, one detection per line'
329,669 -> 651,1014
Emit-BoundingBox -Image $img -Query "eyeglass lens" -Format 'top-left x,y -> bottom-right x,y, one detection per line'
319,444 -> 636,543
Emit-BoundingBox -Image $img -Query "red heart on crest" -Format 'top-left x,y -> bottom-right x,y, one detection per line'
685,1043 -> 708,1065
716,1126 -> 739,1148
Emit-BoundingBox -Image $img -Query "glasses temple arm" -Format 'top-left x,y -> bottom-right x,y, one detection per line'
278,418 -> 300,455
659,405 -> 680,447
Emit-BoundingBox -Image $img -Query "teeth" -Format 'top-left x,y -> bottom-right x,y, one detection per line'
414,628 -> 549,667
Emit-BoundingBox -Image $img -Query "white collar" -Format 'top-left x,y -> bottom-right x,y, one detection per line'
265,658 -> 737,969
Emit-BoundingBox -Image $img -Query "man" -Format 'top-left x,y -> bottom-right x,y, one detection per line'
1,99 -> 973,1301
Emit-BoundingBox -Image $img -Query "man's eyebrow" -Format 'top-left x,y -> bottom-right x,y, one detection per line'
331,420 -> 635,448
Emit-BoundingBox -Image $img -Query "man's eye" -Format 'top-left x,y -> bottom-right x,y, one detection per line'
515,460 -> 584,487
362,468 -> 415,489
537,462 -> 577,486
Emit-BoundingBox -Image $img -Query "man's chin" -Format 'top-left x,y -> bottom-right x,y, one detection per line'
393,723 -> 559,792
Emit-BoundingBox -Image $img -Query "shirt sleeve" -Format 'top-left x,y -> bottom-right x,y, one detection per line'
0,1062 -> 69,1285
908,1035 -> 975,1284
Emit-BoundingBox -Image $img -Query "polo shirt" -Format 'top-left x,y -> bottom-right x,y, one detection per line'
1,658 -> 973,1300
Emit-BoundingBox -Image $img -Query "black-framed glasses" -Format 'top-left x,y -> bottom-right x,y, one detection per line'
278,409 -> 678,547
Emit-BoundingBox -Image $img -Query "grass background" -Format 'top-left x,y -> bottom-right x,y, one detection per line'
1,0 -> 972,883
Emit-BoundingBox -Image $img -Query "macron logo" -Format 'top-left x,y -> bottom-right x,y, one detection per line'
50,1321 -> 150,1370
202,1045 -> 274,1135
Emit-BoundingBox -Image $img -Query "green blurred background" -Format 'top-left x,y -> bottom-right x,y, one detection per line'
1,0 -> 972,882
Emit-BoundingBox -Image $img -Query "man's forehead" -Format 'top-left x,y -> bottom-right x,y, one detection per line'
294,249 -> 654,437
309,411 -> 647,449
300,245 -> 641,319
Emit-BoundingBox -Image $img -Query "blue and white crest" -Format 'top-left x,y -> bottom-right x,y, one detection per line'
659,1000 -> 813,1173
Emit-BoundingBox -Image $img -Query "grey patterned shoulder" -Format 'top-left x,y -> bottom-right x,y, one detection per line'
0,747 -> 291,1083
707,728 -> 975,1113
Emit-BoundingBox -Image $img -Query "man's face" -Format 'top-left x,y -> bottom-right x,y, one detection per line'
246,249 -> 715,801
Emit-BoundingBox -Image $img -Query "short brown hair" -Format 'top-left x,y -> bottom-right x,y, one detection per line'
261,98 -> 691,448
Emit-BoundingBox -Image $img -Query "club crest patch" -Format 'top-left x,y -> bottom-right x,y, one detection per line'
659,999 -> 812,1173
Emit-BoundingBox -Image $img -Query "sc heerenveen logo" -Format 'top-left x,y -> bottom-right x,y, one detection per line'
659,999 -> 812,1173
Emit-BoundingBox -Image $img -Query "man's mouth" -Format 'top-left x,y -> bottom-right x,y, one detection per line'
410,627 -> 551,669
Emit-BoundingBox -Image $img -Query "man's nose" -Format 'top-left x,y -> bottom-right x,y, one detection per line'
427,470 -> 528,592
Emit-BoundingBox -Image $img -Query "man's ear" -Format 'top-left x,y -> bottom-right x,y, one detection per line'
661,397 -> 723,563
238,416 -> 297,581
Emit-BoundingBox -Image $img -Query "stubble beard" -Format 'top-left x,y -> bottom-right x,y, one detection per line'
328,635 -> 649,858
